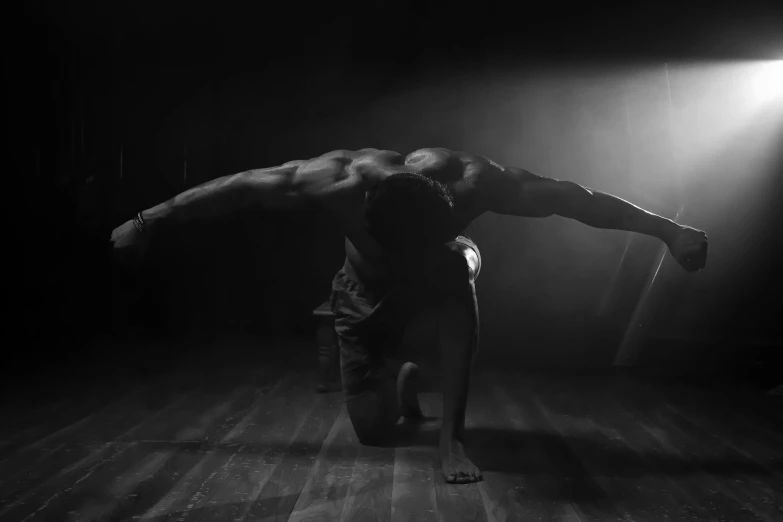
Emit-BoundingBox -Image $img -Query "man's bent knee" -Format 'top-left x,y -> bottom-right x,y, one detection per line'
345,383 -> 400,446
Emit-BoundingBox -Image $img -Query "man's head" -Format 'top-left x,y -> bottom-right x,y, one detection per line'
365,173 -> 455,254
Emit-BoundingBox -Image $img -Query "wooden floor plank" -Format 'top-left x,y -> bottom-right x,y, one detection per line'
553,372 -> 764,522
0,377 -> 198,510
0,370 -> 145,462
0,380 -> 160,481
390,414 -> 439,522
648,378 -> 783,476
0,365 -> 279,522
238,389 -> 343,522
629,375 -> 783,475
0,385 -> 199,517
0,396 -> 83,461
9,355 -> 781,522
599,374 -> 773,522
613,375 -> 783,521
718,386 -> 783,440
497,373 -> 623,522
157,371 -> 332,522
526,371 -> 724,522
21,385 -> 255,522
1,394 -> 74,437
640,376 -> 783,442
418,392 -> 488,522
468,372 -> 583,522
338,428 -> 396,522
288,408 -> 360,522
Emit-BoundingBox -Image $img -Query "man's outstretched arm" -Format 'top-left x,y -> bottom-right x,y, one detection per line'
483,166 -> 708,271
138,162 -> 300,228
141,152 -> 366,228
109,150 -> 370,262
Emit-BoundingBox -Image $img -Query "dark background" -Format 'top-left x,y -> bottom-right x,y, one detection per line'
9,1 -> 783,389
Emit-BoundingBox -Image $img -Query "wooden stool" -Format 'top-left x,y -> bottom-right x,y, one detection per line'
313,301 -> 342,393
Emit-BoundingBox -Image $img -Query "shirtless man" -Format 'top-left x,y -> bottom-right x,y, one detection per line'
111,147 -> 708,483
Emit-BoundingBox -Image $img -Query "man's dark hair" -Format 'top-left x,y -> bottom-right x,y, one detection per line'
365,173 -> 455,252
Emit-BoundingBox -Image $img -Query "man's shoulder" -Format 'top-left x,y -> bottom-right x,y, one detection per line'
326,147 -> 505,185
336,147 -> 483,170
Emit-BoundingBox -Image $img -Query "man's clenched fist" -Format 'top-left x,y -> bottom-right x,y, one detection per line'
667,225 -> 708,272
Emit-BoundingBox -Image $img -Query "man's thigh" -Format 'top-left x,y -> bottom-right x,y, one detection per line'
396,306 -> 439,359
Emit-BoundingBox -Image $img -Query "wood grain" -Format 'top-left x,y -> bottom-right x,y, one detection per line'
419,392 -> 488,522
0,365 -> 144,461
288,408 -> 359,522
0,395 -> 83,462
537,371 -> 752,521
613,374 -> 783,521
238,389 -> 343,522
524,371 -> 708,521
180,375 -> 349,522
6,357 -> 783,522
597,374 -> 774,521
629,375 -> 783,473
0,377 -> 197,511
390,413 -> 439,522
338,429 -> 395,522
496,372 -> 622,522
468,372 -> 583,522
141,370 -> 324,522
0,365 -> 281,522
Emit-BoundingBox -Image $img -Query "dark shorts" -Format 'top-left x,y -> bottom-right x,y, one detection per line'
330,236 -> 481,444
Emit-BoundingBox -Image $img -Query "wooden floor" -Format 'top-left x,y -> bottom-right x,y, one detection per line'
1,352 -> 782,522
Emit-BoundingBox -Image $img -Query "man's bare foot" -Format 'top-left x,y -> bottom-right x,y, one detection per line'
398,362 -> 424,419
440,437 -> 482,484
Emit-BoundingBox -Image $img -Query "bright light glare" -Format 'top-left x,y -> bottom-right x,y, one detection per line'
752,60 -> 783,103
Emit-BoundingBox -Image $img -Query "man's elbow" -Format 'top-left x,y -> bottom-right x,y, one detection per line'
550,181 -> 615,225
548,181 -> 590,217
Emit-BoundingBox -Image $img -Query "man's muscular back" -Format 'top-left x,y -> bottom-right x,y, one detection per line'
299,147 -> 520,209
285,147 -> 518,274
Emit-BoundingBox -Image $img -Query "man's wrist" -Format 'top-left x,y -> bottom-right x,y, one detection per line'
139,202 -> 172,231
132,212 -> 147,233
660,218 -> 682,245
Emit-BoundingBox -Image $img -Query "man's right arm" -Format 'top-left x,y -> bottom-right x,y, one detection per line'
141,151 -> 363,229
109,150 -> 373,262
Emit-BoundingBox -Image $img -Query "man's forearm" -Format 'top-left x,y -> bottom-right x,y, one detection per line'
558,182 -> 681,244
141,167 -> 297,229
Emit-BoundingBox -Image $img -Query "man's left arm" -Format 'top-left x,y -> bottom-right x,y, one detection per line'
482,165 -> 708,271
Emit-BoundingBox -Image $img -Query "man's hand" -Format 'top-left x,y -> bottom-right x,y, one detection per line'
667,225 -> 708,272
110,219 -> 152,269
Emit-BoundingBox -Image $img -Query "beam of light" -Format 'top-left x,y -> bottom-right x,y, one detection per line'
614,63 -> 686,367
752,60 -> 783,104
652,59 -> 783,189
618,58 -> 783,364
